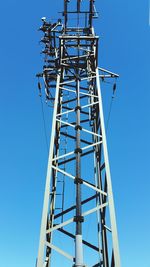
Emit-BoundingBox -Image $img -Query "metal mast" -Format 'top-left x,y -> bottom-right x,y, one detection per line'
36,1 -> 121,267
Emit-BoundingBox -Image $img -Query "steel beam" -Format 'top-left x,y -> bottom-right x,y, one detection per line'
36,1 -> 121,266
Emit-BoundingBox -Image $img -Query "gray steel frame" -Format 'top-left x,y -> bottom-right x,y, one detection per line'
36,1 -> 121,267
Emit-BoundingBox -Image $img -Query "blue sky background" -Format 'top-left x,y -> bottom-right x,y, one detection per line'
0,0 -> 149,266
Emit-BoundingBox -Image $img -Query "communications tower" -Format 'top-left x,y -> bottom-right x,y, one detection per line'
36,1 -> 121,267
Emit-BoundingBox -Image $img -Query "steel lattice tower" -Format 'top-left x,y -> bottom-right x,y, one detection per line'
36,1 -> 121,267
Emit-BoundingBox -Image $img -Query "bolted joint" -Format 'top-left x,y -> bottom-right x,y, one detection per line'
75,106 -> 82,111
75,125 -> 82,131
74,216 -> 84,223
55,143 -> 59,149
74,148 -> 82,154
74,177 -> 83,184
96,151 -> 100,160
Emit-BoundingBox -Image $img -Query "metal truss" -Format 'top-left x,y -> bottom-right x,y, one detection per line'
36,1 -> 121,267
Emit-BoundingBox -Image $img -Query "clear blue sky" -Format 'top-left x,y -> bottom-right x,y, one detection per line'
0,0 -> 149,267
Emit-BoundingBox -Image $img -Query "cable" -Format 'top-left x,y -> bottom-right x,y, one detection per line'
106,96 -> 114,132
49,16 -> 86,21
106,82 -> 117,133
39,94 -> 49,154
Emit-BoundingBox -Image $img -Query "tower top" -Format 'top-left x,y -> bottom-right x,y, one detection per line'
63,0 -> 98,29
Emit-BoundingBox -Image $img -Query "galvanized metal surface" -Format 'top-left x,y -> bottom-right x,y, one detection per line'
36,1 -> 121,267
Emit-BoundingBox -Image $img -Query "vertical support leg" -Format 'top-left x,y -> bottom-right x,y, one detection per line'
96,68 -> 121,267
75,78 -> 84,267
37,73 -> 61,267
